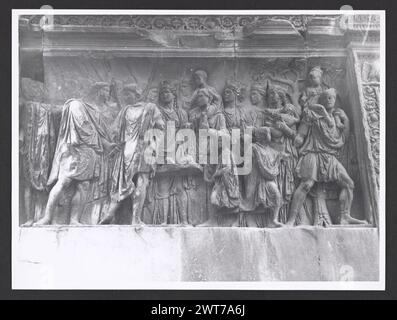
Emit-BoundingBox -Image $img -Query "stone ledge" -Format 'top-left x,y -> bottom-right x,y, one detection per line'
13,226 -> 379,288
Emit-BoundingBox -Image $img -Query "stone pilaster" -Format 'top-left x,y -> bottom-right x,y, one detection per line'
346,48 -> 380,226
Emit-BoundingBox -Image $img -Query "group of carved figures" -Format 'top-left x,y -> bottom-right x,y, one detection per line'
20,66 -> 368,227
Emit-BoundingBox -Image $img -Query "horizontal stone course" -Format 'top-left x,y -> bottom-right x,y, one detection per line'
13,226 -> 379,288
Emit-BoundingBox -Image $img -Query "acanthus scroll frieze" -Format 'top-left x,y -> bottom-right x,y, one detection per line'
357,53 -> 380,190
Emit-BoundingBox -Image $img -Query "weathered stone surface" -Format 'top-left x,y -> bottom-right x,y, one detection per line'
13,226 -> 379,288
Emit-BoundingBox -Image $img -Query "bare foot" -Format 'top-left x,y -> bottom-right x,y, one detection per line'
99,214 -> 114,225
21,220 -> 34,227
33,216 -> 51,226
340,214 -> 367,225
69,220 -> 84,226
267,220 -> 284,228
131,218 -> 145,226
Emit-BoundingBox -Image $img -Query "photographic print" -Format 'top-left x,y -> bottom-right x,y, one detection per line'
12,9 -> 385,290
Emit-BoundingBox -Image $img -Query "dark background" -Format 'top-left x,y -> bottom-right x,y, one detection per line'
0,0 -> 395,301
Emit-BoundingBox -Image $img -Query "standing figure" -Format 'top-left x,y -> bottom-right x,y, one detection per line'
190,88 -> 238,226
19,78 -> 59,226
34,84 -> 116,226
239,83 -> 285,228
287,88 -> 367,226
150,81 -> 191,226
263,85 -> 300,223
99,85 -> 165,225
209,81 -> 247,213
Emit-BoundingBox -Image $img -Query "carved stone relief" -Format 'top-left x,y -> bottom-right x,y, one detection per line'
18,15 -> 379,229
359,55 -> 380,191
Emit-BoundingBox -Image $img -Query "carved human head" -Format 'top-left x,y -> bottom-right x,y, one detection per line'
159,81 -> 176,104
193,70 -> 208,87
90,82 -> 110,103
122,84 -> 141,106
146,87 -> 159,103
195,88 -> 211,108
250,83 -> 266,106
223,80 -> 244,104
179,79 -> 192,97
308,66 -> 323,86
319,88 -> 337,110
267,86 -> 287,108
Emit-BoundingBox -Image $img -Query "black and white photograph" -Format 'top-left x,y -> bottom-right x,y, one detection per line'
11,9 -> 385,290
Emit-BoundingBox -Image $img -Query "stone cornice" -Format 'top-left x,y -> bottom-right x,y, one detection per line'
18,14 -> 380,57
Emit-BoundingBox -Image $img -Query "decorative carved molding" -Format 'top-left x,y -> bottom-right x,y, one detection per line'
362,84 -> 380,189
18,14 -> 379,58
356,52 -> 380,192
20,15 -> 326,33
20,14 -> 380,34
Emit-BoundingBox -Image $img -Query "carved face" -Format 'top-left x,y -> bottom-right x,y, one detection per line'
196,91 -> 210,107
159,88 -> 174,104
223,87 -> 235,103
309,72 -> 322,86
123,89 -> 137,105
147,88 -> 158,103
193,73 -> 206,87
180,81 -> 192,97
98,86 -> 110,102
322,93 -> 336,109
250,90 -> 262,105
268,89 -> 281,106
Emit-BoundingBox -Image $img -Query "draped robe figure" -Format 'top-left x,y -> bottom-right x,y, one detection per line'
145,81 -> 192,226
222,82 -> 284,228
189,87 -> 240,226
35,98 -> 112,225
19,78 -> 59,226
100,100 -> 165,225
47,100 -> 109,187
262,86 -> 300,223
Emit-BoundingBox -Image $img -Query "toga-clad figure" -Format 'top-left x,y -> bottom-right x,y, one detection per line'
34,94 -> 115,225
99,85 -> 165,225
